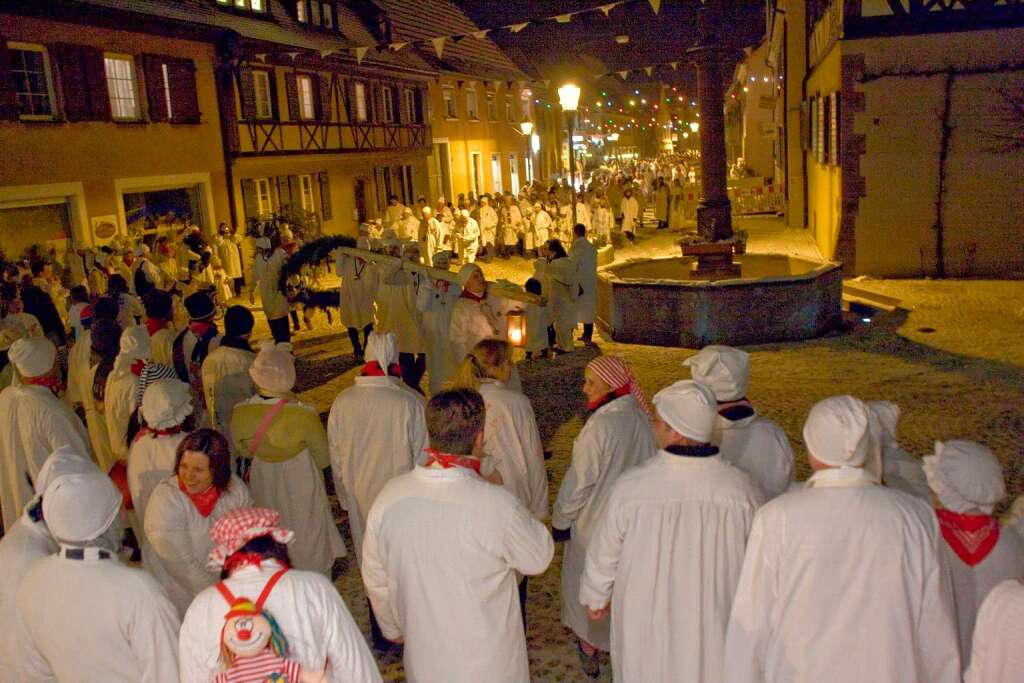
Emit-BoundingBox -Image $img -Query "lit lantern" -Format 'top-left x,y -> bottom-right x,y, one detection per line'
506,309 -> 526,348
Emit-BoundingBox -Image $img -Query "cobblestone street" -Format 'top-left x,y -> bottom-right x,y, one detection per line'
270,219 -> 1024,681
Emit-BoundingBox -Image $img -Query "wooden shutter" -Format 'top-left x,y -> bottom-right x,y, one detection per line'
267,68 -> 279,120
240,178 -> 258,220
167,57 -> 199,123
343,79 -> 355,122
283,72 -> 299,120
0,37 -> 19,121
83,46 -> 110,120
52,43 -> 109,121
316,73 -> 331,121
239,66 -> 256,119
318,172 -> 332,220
141,54 -> 168,122
288,176 -> 301,209
276,176 -> 292,209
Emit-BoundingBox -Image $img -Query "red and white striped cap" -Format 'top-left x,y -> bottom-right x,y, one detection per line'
587,356 -> 650,415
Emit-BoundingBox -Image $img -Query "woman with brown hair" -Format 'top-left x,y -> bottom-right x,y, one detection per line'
143,428 -> 252,616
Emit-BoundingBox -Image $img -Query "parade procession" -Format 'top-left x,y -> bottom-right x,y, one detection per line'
2,0 -> 1024,681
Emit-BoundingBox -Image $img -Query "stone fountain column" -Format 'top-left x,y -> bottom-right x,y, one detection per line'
687,1 -> 733,242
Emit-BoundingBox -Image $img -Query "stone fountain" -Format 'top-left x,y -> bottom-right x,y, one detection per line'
594,2 -> 842,348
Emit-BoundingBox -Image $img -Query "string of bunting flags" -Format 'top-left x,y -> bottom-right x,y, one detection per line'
317,0 -> 666,65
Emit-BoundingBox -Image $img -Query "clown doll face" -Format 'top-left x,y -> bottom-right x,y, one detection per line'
223,612 -> 273,658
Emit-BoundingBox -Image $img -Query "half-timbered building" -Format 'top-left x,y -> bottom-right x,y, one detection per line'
0,0 -> 438,258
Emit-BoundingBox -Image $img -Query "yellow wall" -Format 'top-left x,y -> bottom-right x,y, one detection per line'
427,76 -> 535,199
805,43 -> 843,262
780,0 -> 808,232
849,27 -> 1024,276
0,15 -> 229,246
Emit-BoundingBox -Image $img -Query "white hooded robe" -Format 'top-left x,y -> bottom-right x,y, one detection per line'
479,379 -> 548,520
16,552 -> 181,683
0,385 -> 90,529
580,451 -> 764,682
552,394 -> 656,649
723,469 -> 961,683
327,375 -> 427,562
179,561 -> 382,683
362,466 -> 554,682
142,474 -> 252,616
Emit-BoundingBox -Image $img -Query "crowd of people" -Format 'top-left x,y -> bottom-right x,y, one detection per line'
0,177 -> 1022,682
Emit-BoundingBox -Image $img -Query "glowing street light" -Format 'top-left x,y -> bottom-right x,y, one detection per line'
519,121 -> 534,136
558,83 -> 582,225
689,121 -> 699,133
557,83 -> 581,112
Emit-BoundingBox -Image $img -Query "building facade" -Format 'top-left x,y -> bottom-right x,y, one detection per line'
0,3 -> 230,258
371,0 -> 538,203
765,0 -> 1024,277
0,0 -> 439,264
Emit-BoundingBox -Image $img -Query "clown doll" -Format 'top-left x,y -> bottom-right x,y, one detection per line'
217,596 -> 325,683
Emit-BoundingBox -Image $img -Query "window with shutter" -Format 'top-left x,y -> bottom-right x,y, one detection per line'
353,81 -> 367,122
5,43 -> 56,120
253,69 -> 274,119
296,74 -> 315,120
104,54 -> 140,121
318,172 -> 332,220
166,57 -> 200,123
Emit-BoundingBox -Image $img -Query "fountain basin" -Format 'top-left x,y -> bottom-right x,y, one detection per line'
595,254 -> 842,347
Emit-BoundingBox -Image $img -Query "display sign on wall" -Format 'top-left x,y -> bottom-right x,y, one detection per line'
91,215 -> 118,240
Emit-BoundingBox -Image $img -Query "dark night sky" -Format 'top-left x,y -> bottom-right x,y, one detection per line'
456,0 -> 766,100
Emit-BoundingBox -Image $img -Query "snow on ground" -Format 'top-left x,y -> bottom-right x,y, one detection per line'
241,215 -> 1024,681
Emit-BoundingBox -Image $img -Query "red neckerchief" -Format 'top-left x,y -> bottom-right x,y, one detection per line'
189,320 -> 215,337
460,289 -> 485,302
360,361 -> 401,377
587,385 -> 630,412
424,447 -> 482,475
133,424 -> 185,443
936,508 -> 1000,567
178,477 -> 221,518
130,358 -> 147,376
22,375 -> 64,395
283,243 -> 297,256
146,318 -> 168,336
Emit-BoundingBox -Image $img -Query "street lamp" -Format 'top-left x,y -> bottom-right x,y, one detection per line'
689,121 -> 700,133
558,83 -> 581,227
519,121 -> 535,185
